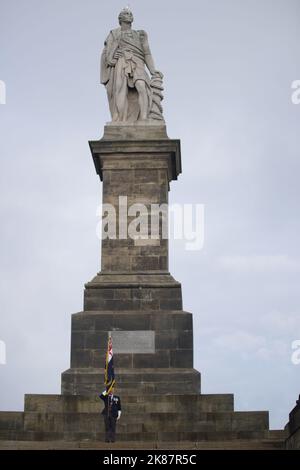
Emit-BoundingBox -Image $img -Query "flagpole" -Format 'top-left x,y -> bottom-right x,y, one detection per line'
104,333 -> 115,394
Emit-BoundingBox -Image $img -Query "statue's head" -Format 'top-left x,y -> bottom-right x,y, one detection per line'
118,7 -> 134,25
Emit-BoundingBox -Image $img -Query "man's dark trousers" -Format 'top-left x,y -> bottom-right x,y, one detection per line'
104,414 -> 117,442
99,393 -> 121,442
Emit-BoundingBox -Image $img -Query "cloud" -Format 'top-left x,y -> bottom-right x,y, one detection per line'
259,310 -> 300,334
199,309 -> 300,363
212,330 -> 266,353
200,327 -> 292,365
216,255 -> 300,273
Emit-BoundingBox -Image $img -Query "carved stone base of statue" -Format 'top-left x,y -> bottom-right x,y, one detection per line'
102,122 -> 168,140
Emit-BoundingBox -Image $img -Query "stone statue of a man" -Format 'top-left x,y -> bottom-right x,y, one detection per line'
100,8 -> 164,123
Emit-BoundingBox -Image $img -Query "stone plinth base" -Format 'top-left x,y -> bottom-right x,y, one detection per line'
0,393 -> 287,448
67,310 -> 193,368
62,308 -> 198,395
101,123 -> 169,141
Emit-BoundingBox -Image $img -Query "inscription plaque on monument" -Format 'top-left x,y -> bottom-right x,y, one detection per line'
110,330 -> 155,354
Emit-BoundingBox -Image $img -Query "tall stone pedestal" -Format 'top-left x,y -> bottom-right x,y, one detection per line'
62,124 -> 199,396
0,124 -> 287,449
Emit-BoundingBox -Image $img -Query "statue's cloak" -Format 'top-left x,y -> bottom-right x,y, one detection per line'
100,27 -> 152,122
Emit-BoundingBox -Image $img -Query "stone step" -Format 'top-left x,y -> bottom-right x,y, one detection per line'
0,412 -> 23,432
0,436 -> 287,450
61,367 -> 201,395
0,429 -> 275,443
21,410 -> 268,434
0,409 -> 268,438
63,384 -> 200,396
63,367 -> 200,380
24,393 -> 234,413
267,429 -> 288,440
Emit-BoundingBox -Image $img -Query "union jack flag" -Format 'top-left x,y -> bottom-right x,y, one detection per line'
104,335 -> 115,394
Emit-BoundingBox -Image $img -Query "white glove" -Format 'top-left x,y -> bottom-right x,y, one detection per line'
102,390 -> 107,396
117,410 -> 121,420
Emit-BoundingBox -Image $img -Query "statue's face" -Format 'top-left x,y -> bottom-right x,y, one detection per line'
119,10 -> 133,25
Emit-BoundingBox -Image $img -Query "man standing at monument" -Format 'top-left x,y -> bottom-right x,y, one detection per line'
100,388 -> 122,443
100,7 -> 164,122
99,336 -> 121,442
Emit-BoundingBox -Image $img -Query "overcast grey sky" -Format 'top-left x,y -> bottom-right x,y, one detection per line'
0,0 -> 299,429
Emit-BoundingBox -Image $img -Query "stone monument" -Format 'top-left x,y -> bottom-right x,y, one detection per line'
0,9 -> 288,449
285,395 -> 300,449
62,6 -> 195,397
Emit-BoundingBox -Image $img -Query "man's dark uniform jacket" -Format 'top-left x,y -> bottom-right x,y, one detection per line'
99,392 -> 121,418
